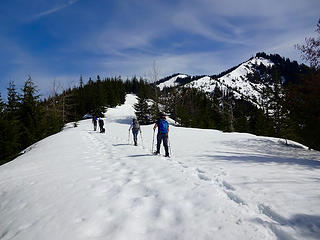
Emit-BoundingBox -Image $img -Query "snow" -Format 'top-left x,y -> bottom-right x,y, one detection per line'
184,76 -> 234,97
157,74 -> 188,91
1,94 -> 320,240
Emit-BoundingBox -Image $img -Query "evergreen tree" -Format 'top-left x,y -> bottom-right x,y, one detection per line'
150,101 -> 160,122
286,72 -> 320,149
19,76 -> 42,148
269,67 -> 284,136
7,81 -> 20,116
0,92 -> 21,165
134,96 -> 151,124
0,93 -> 5,113
77,75 -> 86,116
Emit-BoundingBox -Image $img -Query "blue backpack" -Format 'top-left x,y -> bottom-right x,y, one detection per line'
159,119 -> 169,134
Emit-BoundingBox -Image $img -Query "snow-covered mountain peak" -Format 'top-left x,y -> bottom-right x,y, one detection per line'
157,74 -> 188,90
247,56 -> 274,68
222,57 -> 274,80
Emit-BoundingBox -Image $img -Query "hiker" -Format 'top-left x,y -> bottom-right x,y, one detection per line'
98,117 -> 105,133
92,115 -> 97,131
153,113 -> 170,157
129,118 -> 141,146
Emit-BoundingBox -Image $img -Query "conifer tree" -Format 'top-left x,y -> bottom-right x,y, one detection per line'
150,101 -> 160,122
0,91 -> 21,165
7,81 -> 20,116
0,93 -> 5,113
19,76 -> 42,148
134,96 -> 151,124
270,68 -> 284,136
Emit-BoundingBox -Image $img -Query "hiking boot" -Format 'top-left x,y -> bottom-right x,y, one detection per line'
153,151 -> 160,155
165,153 -> 170,157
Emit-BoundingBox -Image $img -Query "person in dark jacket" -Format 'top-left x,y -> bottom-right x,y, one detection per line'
153,113 -> 169,157
98,117 -> 105,133
92,116 -> 97,131
129,118 -> 141,146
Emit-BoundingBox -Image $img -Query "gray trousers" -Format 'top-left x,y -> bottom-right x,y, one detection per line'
132,129 -> 139,145
157,133 -> 169,155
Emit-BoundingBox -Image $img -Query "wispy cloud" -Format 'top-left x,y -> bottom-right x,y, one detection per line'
31,0 -> 80,20
172,11 -> 245,45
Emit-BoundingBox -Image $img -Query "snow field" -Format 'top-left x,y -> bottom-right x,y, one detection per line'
1,94 -> 320,240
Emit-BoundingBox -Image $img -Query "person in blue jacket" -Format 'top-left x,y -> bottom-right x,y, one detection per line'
153,113 -> 169,157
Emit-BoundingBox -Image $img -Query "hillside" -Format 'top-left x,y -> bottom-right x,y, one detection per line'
1,94 -> 320,240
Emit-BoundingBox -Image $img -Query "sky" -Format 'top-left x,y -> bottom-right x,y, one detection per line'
0,0 -> 319,98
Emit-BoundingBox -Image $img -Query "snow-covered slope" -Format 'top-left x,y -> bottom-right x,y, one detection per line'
1,94 -> 320,240
157,74 -> 188,91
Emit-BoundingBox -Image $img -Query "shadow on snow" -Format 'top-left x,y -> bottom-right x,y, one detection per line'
201,153 -> 320,169
255,205 -> 320,240
127,154 -> 151,158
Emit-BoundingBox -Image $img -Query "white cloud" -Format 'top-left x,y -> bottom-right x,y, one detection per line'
172,11 -> 245,45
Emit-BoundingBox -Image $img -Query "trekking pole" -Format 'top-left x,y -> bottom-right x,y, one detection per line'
168,135 -> 172,156
140,131 -> 144,148
152,129 -> 155,153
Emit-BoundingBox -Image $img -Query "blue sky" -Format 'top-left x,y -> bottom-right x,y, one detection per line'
0,0 -> 319,98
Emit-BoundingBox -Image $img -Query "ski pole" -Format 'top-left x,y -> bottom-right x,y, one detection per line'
128,130 -> 130,144
168,135 -> 172,156
152,129 -> 155,153
140,131 -> 144,148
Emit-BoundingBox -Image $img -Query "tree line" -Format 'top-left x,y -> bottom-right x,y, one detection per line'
0,77 -> 64,165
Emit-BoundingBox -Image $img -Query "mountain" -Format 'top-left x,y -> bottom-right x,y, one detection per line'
156,53 -> 309,107
187,57 -> 275,105
1,94 -> 319,240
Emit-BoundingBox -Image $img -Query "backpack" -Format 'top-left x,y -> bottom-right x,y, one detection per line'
159,119 -> 169,134
133,121 -> 140,131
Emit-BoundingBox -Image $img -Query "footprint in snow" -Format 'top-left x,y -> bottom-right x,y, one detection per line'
225,191 -> 247,206
196,168 -> 206,173
222,181 -> 235,191
198,173 -> 211,181
178,161 -> 188,168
